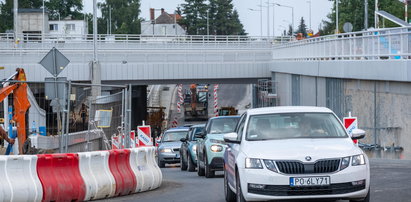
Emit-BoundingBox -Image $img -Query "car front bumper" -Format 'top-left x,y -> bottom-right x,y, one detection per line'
158,152 -> 180,163
239,164 -> 370,201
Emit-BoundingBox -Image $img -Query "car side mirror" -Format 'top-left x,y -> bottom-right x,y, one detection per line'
180,138 -> 187,142
195,132 -> 205,139
224,132 -> 240,144
351,129 -> 366,140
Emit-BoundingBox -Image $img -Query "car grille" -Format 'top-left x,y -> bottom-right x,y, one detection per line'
248,182 -> 365,196
276,159 -> 340,174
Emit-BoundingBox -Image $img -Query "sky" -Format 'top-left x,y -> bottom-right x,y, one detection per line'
85,0 -> 334,36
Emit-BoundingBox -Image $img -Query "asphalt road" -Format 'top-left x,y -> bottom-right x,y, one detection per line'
107,159 -> 411,202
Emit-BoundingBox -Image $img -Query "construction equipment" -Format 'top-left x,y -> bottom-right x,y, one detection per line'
217,106 -> 238,116
183,84 -> 208,121
0,68 -> 31,154
147,106 -> 165,138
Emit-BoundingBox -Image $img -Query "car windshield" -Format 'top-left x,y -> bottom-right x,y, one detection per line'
209,118 -> 239,134
246,113 -> 347,141
162,131 -> 188,142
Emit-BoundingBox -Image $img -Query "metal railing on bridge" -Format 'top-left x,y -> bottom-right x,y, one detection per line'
0,33 -> 293,50
272,27 -> 411,61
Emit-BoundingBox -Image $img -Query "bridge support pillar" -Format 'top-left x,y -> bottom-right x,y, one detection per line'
90,61 -> 101,97
130,85 -> 147,130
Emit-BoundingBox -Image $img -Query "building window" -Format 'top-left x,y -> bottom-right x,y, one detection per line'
65,24 -> 75,31
49,24 -> 58,31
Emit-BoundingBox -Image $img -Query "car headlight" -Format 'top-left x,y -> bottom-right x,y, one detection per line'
352,154 -> 365,166
192,144 -> 197,153
340,156 -> 350,170
209,139 -> 225,144
245,158 -> 263,169
210,145 -> 223,152
263,160 -> 278,172
160,148 -> 173,153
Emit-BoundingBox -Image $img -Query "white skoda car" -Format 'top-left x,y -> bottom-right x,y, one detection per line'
223,106 -> 370,202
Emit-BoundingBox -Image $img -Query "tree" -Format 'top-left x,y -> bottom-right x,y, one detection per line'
181,0 -> 246,35
98,0 -> 142,34
0,0 -> 84,32
0,0 -> 43,32
181,0 -> 208,35
287,24 -> 293,36
46,0 -> 84,20
320,0 -> 408,35
296,17 -> 308,37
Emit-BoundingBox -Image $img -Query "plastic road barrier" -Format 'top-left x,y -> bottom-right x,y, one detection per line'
145,147 -> 162,189
79,151 -> 116,200
108,149 -> 137,196
0,155 -> 43,202
129,148 -> 144,193
37,153 -> 86,202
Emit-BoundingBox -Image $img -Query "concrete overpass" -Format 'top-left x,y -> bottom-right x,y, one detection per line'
1,29 -> 410,158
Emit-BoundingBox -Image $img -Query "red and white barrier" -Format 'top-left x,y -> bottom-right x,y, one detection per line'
37,153 -> 86,202
79,151 -> 116,200
0,155 -> 43,202
0,147 -> 162,201
213,84 -> 219,116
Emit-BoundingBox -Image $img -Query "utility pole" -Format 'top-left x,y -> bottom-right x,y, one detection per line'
267,0 -> 270,37
92,0 -> 101,97
13,0 -> 18,40
364,0 -> 368,30
375,0 -> 379,28
405,0 -> 408,23
207,10 -> 209,36
336,0 -> 339,33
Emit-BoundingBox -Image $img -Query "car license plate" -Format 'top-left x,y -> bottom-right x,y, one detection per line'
290,176 -> 330,187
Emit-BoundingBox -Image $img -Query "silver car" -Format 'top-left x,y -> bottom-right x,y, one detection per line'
157,127 -> 189,168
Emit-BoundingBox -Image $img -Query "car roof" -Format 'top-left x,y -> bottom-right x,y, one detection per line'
208,116 -> 240,120
245,106 -> 333,116
190,124 -> 205,128
165,127 -> 189,132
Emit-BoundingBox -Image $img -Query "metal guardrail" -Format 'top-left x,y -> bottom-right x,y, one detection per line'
0,33 -> 293,49
272,27 -> 411,60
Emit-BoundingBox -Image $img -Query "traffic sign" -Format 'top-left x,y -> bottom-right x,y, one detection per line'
343,115 -> 358,144
39,47 -> 70,77
137,125 -> 152,147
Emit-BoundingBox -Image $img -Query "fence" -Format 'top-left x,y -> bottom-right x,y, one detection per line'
272,27 -> 411,60
254,79 -> 278,108
0,79 -> 131,154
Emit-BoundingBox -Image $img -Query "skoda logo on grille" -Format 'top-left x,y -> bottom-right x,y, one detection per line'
305,156 -> 312,161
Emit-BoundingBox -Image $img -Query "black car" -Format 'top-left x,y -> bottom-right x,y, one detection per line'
180,124 -> 205,172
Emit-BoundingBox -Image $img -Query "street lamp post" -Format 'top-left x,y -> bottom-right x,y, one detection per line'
266,0 -> 270,37
275,3 -> 294,34
248,8 -> 263,37
207,10 -> 209,36
307,0 -> 311,30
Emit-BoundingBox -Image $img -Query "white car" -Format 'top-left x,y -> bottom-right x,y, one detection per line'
223,106 -> 370,202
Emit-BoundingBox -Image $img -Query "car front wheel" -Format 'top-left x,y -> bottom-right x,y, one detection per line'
350,188 -> 370,202
197,153 -> 205,176
158,160 -> 165,168
187,152 -> 196,172
180,153 -> 187,171
205,153 -> 215,178
224,166 -> 235,202
236,170 -> 246,202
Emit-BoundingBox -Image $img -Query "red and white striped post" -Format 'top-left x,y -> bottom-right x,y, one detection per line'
213,84 -> 219,116
177,84 -> 183,113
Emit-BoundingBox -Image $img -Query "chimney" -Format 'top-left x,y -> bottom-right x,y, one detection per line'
150,8 -> 155,21
161,8 -> 165,14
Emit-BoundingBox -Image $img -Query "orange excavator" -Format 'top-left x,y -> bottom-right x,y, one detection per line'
0,68 -> 30,154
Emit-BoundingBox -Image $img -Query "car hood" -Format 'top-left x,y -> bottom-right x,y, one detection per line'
159,141 -> 182,149
242,138 -> 362,162
206,133 -> 225,141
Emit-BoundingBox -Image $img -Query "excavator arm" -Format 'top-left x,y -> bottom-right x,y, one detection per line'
0,68 -> 30,154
